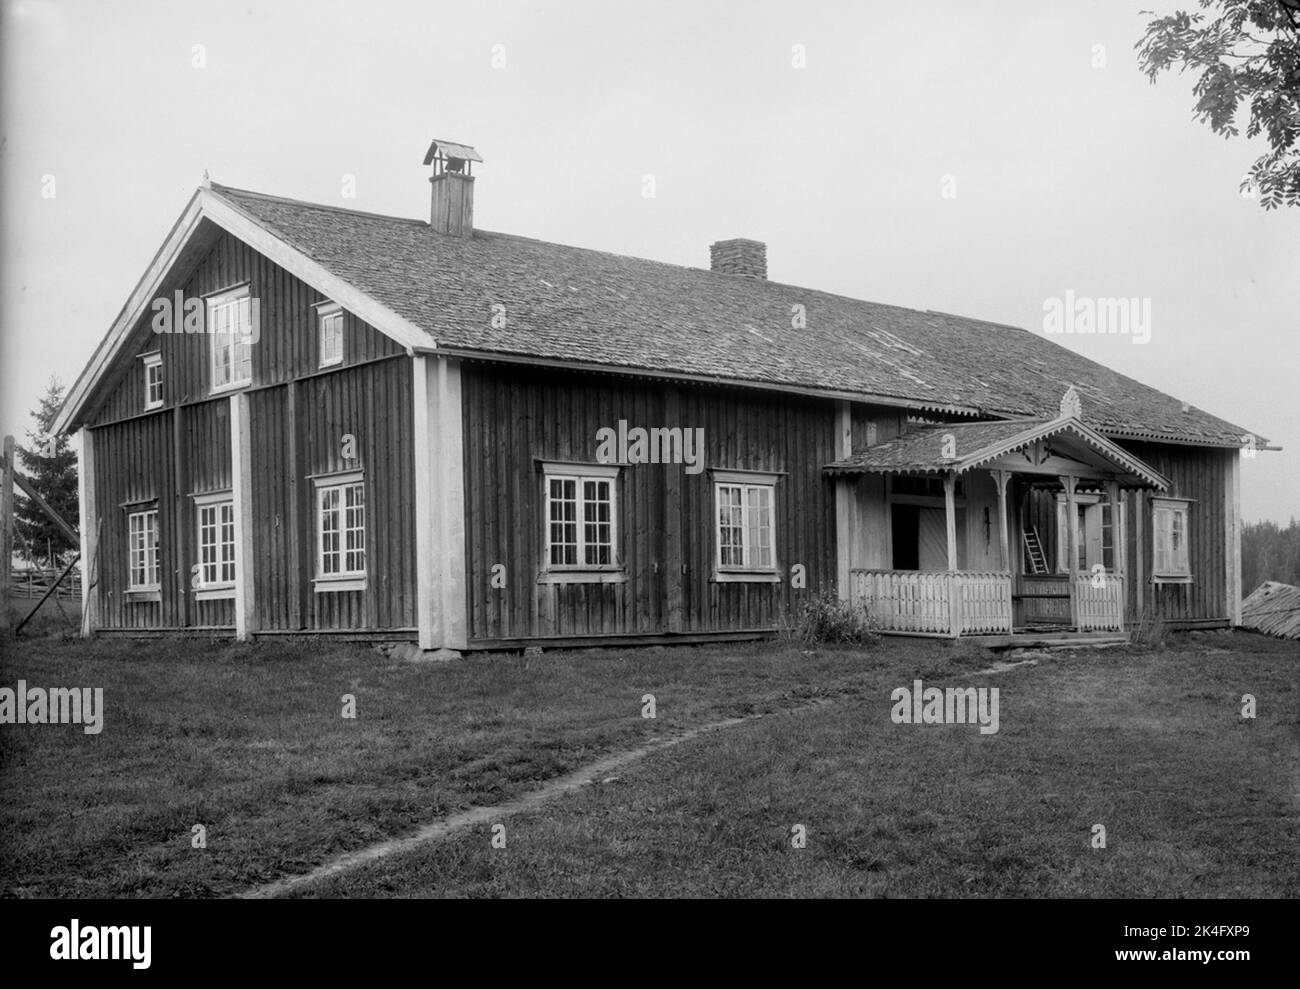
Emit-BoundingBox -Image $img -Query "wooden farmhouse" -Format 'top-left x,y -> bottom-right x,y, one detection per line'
52,141 -> 1270,651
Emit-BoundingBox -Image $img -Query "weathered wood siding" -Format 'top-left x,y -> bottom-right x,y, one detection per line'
461,364 -> 837,643
1117,442 -> 1232,627
88,229 -> 403,427
82,227 -> 416,633
88,412 -> 174,629
247,358 -> 417,632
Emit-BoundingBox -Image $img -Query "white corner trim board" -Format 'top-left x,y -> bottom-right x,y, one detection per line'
230,392 -> 256,640
413,355 -> 468,651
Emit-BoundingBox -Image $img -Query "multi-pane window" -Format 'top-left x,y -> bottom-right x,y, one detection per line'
196,496 -> 236,590
143,353 -> 163,410
208,287 -> 253,391
319,304 -> 344,368
714,476 -> 776,571
1152,498 -> 1191,580
127,509 -> 160,590
545,470 -> 616,568
1055,494 -> 1114,574
317,475 -> 366,580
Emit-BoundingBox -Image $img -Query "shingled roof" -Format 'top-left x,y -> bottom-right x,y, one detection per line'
825,416 -> 1171,488
208,182 -> 1256,447
828,421 -> 1037,474
1241,582 -> 1300,640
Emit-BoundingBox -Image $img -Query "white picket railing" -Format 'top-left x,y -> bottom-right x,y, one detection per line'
1074,573 -> 1125,632
850,570 -> 1013,636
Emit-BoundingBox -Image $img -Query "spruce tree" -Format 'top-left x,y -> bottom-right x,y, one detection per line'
13,379 -> 79,566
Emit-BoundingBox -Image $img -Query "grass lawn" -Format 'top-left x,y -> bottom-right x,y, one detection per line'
0,631 -> 947,897
1,629 -> 1295,898
292,632 -> 1299,898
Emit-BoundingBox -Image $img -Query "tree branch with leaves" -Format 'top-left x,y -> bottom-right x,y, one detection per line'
1137,0 -> 1300,208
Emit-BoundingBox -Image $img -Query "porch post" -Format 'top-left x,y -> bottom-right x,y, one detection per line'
944,472 -> 958,572
1108,481 -> 1126,580
1062,474 -> 1079,628
944,472 -> 960,636
1108,479 -> 1126,632
993,470 -> 1010,571
835,400 -> 853,602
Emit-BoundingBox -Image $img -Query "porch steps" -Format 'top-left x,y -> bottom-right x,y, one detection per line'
1022,527 -> 1049,575
962,630 -> 1129,650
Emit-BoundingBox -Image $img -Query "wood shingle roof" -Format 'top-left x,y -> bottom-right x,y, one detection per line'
209,183 -> 1258,448
1241,582 -> 1300,640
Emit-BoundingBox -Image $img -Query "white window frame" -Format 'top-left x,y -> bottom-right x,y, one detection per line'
712,469 -> 780,583
314,471 -> 367,591
540,463 -> 622,582
127,507 -> 161,593
194,491 -> 236,599
1151,496 -> 1193,583
208,285 -> 254,393
318,302 -> 344,368
142,352 -> 163,410
1054,492 -> 1107,574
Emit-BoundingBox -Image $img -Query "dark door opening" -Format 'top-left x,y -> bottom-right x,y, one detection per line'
891,504 -> 919,570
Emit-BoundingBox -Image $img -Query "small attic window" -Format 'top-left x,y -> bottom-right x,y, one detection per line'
142,353 -> 163,410
318,303 -> 344,368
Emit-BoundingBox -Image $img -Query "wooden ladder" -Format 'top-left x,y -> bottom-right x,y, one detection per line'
1022,527 -> 1048,575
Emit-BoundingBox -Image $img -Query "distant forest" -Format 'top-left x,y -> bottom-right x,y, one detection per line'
1242,519 -> 1300,593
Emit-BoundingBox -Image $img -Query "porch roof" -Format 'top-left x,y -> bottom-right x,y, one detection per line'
825,415 -> 1170,489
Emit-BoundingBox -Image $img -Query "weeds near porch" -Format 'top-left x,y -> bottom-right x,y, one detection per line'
786,592 -> 880,646
1132,615 -> 1168,647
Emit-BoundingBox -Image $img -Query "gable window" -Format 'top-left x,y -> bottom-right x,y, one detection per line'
208,286 -> 254,392
127,508 -> 160,591
194,492 -> 235,599
1152,497 -> 1192,583
314,472 -> 366,591
713,469 -> 780,582
142,353 -> 163,410
318,303 -> 344,368
541,463 -> 621,581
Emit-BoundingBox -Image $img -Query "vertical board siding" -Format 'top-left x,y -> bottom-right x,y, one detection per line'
678,387 -> 836,634
89,231 -> 403,428
92,361 -> 414,633
186,398 -> 235,627
90,412 -> 174,628
294,358 -> 416,631
462,364 -> 837,642
84,226 -> 416,635
1118,442 -> 1230,625
91,398 -> 237,629
249,386 -> 293,630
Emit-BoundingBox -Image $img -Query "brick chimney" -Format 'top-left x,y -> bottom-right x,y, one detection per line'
709,238 -> 767,280
423,139 -> 482,237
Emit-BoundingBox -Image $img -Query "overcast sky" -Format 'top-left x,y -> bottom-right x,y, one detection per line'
1,0 -> 1296,522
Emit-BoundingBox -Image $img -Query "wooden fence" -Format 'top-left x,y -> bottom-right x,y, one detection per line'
1073,574 -> 1125,632
8,567 -> 82,601
850,569 -> 1014,636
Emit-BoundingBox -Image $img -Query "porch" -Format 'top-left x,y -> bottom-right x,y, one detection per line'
848,568 -> 1126,638
828,403 -> 1169,641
